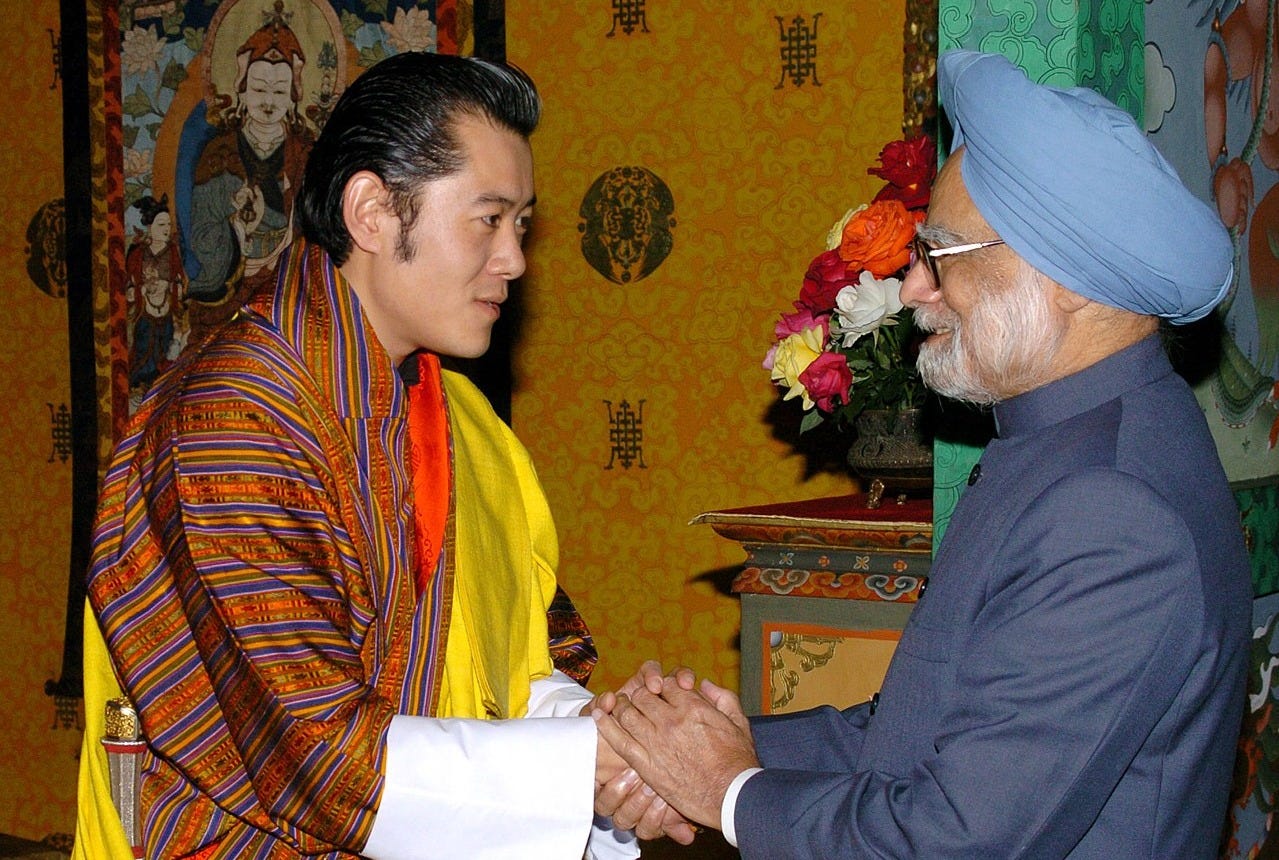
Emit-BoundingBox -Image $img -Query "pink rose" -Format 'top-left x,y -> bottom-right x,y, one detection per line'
798,351 -> 853,412
799,249 -> 858,313
774,306 -> 829,341
762,343 -> 778,372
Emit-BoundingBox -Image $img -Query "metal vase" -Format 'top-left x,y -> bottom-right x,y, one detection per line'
846,408 -> 934,507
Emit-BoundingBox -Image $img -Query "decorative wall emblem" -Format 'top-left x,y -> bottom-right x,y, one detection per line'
25,198 -> 67,298
607,0 -> 650,36
579,166 -> 675,284
48,403 -> 72,464
604,398 -> 647,469
48,28 -> 61,90
776,13 -> 821,89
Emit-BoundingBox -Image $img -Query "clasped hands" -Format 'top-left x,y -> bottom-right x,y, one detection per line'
582,661 -> 760,844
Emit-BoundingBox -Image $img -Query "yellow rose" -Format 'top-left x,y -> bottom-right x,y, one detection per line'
769,327 -> 826,409
825,205 -> 867,251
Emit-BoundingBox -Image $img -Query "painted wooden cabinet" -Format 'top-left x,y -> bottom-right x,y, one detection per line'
693,495 -> 932,715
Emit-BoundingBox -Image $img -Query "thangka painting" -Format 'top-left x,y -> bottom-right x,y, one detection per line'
1144,5 -> 1279,856
1146,1 -> 1279,489
1222,590 -> 1279,858
99,0 -> 475,446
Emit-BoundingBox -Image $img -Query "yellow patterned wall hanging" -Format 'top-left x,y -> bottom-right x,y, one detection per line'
507,3 -> 916,693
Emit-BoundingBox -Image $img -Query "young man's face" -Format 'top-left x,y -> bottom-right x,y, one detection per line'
359,113 -> 535,362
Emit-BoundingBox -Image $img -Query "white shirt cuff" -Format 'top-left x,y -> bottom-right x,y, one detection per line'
720,767 -> 763,848
363,712 -> 596,859
525,674 -> 638,857
527,669 -> 595,717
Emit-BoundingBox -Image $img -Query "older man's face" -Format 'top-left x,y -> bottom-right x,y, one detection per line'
901,152 -> 1068,404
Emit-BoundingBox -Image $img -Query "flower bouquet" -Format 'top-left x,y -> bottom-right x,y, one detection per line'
764,136 -> 936,435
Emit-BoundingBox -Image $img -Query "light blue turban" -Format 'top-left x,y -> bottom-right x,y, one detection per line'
939,50 -> 1233,324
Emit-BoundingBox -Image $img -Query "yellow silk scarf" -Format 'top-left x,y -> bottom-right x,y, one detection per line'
434,367 -> 557,721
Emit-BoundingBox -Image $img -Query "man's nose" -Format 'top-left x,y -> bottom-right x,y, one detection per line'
492,238 -> 526,281
899,259 -> 938,308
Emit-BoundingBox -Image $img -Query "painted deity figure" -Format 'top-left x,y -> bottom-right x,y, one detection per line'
1203,0 -> 1279,418
125,194 -> 187,403
186,3 -> 314,343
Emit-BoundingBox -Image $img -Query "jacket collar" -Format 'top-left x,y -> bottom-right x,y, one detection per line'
993,334 -> 1172,439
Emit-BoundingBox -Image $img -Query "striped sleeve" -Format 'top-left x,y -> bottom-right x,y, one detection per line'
92,363 -> 394,854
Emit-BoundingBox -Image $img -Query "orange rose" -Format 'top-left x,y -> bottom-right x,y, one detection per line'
837,199 -> 920,278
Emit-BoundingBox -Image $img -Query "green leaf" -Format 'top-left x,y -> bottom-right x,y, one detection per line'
160,58 -> 187,91
799,409 -> 825,434
363,0 -> 390,18
161,9 -> 184,36
358,42 -> 388,67
123,180 -> 148,212
183,27 -> 204,54
123,85 -> 156,120
340,10 -> 363,39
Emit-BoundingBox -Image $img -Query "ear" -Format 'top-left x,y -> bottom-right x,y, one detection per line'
342,170 -> 395,256
1048,279 -> 1092,315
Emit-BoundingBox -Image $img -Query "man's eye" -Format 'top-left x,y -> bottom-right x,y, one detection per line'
481,214 -> 501,227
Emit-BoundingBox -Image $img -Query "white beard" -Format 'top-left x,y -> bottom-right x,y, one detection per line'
914,267 -> 1067,405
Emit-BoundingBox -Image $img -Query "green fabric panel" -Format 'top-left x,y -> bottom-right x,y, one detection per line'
1238,483 -> 1279,597
1076,0 -> 1145,125
932,438 -> 983,545
931,0 -> 1145,549
938,0 -> 1142,111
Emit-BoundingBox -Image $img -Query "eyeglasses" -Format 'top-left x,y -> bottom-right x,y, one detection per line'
910,234 -> 1006,290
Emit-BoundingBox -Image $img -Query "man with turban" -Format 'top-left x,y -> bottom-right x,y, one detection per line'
593,50 -> 1252,858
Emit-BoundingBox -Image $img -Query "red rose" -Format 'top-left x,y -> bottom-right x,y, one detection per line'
868,136 -> 937,210
798,351 -> 853,413
798,249 -> 856,313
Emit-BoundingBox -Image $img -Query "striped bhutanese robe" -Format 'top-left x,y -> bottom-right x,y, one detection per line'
76,240 -> 582,858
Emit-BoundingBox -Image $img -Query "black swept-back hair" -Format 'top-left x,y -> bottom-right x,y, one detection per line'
296,51 -> 540,265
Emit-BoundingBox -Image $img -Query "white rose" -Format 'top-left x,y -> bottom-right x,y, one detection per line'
834,271 -> 903,346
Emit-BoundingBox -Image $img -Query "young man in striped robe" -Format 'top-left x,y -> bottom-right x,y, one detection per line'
75,51 -> 680,860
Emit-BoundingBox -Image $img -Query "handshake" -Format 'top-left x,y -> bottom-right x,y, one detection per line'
583,661 -> 762,844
